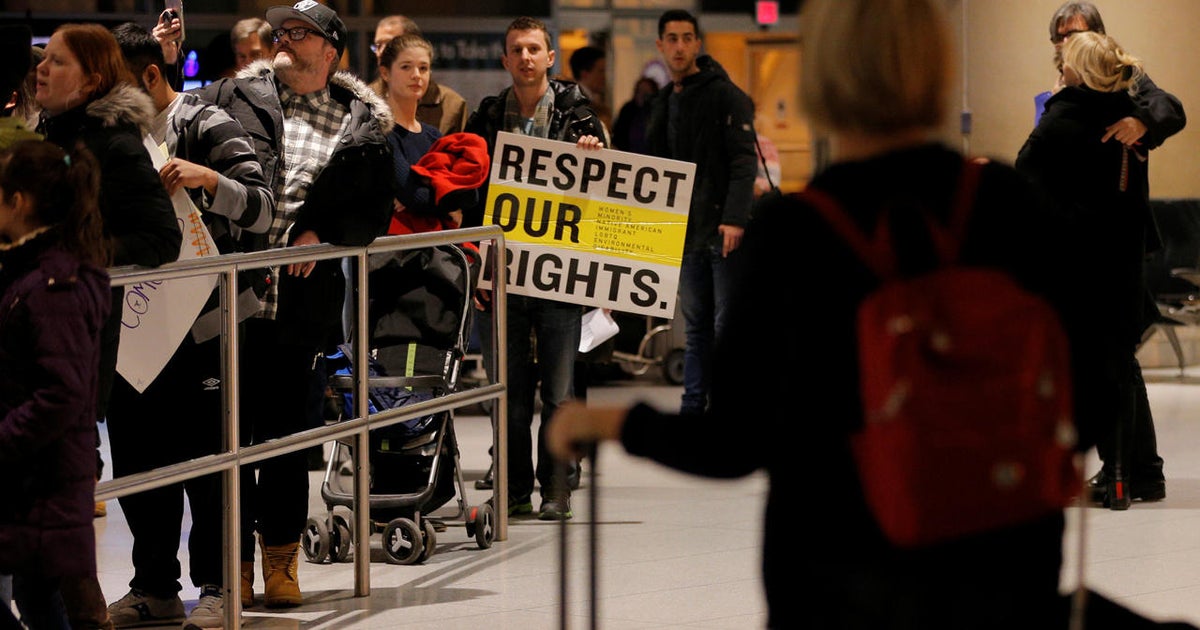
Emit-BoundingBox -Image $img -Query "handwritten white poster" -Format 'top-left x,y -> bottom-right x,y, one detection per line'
115,137 -> 219,392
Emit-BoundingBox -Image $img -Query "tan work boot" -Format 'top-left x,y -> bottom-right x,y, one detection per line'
260,538 -> 302,608
241,561 -> 255,608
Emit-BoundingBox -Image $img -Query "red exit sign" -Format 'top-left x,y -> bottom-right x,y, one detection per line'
756,1 -> 779,26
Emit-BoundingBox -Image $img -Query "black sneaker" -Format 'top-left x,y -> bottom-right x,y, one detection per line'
538,494 -> 573,521
474,466 -> 494,490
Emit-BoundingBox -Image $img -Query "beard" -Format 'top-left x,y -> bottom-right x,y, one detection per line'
274,50 -> 316,85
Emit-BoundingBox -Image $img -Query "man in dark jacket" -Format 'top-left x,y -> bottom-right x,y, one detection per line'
463,16 -> 607,521
193,0 -> 393,610
645,9 -> 757,416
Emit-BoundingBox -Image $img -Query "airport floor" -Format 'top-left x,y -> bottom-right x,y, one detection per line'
87,370 -> 1200,629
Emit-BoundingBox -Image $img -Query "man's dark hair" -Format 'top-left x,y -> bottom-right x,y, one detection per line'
569,45 -> 605,80
506,16 -> 552,50
111,22 -> 166,81
658,9 -> 700,39
1048,2 -> 1106,41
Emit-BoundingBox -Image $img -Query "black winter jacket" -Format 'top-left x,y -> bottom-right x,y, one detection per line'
1128,73 -> 1186,151
462,79 -> 609,229
39,84 -> 181,268
644,55 -> 757,253
620,145 -> 1076,629
39,84 -> 181,418
1017,85 -> 1151,351
197,62 -> 395,349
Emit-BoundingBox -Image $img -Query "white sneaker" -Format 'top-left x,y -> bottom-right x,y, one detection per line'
107,589 -> 185,628
182,590 -> 223,630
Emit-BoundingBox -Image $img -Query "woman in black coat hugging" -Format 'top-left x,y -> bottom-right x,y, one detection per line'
1016,31 -> 1153,506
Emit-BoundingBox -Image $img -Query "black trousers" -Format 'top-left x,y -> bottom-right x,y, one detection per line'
238,318 -> 317,559
107,336 -> 224,596
1095,355 -> 1165,480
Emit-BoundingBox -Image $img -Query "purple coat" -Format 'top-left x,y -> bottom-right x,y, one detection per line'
0,229 -> 110,578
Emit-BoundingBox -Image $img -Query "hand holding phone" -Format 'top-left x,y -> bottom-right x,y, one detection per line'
153,0 -> 185,64
160,0 -> 185,42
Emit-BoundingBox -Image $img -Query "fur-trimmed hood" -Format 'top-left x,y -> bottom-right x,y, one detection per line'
84,83 -> 157,135
236,60 -> 393,134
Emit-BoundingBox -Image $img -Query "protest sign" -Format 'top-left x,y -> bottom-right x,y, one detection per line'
478,131 -> 695,318
116,138 -> 219,392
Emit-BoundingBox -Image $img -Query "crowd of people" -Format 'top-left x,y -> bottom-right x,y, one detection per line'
0,0 -> 1189,628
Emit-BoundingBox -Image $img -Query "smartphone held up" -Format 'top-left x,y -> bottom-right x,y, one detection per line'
159,0 -> 185,43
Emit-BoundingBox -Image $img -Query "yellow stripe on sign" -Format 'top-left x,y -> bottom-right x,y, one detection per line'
486,184 -> 687,265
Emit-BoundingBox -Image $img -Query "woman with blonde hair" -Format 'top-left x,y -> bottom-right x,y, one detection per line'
548,0 -> 1085,627
1017,31 -> 1156,513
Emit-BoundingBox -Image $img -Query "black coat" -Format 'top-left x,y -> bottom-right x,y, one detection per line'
197,62 -> 396,350
39,83 -> 181,418
644,55 -> 757,253
620,145 -> 1076,629
1017,85 -> 1151,352
39,84 -> 181,268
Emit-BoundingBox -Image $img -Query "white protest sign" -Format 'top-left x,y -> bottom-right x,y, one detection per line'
477,131 -> 695,318
116,137 -> 219,392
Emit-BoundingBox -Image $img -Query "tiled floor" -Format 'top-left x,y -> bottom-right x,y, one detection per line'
86,371 -> 1200,629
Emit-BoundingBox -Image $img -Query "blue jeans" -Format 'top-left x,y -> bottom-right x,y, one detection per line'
500,295 -> 581,500
677,244 -> 735,415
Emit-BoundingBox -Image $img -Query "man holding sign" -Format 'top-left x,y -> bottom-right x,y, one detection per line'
464,16 -> 607,521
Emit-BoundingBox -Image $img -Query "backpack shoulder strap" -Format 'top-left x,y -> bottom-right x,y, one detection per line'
803,157 -> 985,278
929,158 -> 985,266
800,187 -> 897,280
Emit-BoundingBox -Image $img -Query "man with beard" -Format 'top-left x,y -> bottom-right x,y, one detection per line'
194,0 -> 393,612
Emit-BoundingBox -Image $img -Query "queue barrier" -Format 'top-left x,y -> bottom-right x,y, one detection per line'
101,225 -> 508,629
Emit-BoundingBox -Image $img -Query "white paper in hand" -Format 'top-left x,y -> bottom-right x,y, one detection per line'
579,308 -> 620,353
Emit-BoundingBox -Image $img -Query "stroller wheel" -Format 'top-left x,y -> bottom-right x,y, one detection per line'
662,348 -> 685,385
302,517 -> 331,564
471,503 -> 495,550
418,519 -> 438,563
330,514 -> 354,563
381,518 -> 423,565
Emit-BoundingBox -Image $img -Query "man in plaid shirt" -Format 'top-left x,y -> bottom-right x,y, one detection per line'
195,0 -> 394,612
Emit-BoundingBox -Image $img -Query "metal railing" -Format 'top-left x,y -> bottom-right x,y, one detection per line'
100,225 -> 508,629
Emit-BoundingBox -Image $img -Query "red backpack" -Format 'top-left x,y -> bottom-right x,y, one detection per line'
803,161 -> 1080,548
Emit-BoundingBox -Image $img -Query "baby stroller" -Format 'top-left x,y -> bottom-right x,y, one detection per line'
302,243 -> 496,566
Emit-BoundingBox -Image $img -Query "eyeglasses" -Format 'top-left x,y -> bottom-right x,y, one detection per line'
272,27 -> 327,44
1051,28 -> 1089,44
370,40 -> 390,54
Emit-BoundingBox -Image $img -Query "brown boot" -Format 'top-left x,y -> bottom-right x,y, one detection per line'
241,561 -> 256,608
60,575 -> 114,630
260,538 -> 302,608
